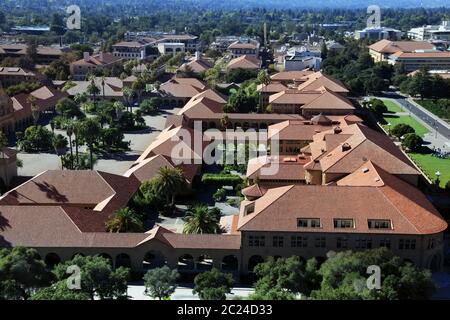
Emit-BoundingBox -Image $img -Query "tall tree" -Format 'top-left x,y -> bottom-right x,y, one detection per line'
193,268 -> 233,300
0,247 -> 53,300
79,118 -> 101,170
143,266 -> 179,300
53,255 -> 129,300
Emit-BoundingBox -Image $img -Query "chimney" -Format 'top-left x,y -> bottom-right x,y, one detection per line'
83,52 -> 90,62
195,51 -> 200,60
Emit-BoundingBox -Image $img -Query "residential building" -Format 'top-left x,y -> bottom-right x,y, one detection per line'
408,21 -> 450,41
57,77 -> 124,101
158,77 -> 207,107
112,39 -> 159,61
282,48 -> 322,71
157,42 -> 185,56
368,39 -> 436,62
70,52 -> 123,80
228,40 -> 260,59
227,55 -> 261,70
0,67 -> 37,87
0,44 -> 65,65
354,27 -> 402,41
388,51 -> 450,72
178,52 -> 213,74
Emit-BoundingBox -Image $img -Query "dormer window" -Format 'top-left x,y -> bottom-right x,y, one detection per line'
334,219 -> 354,229
297,218 -> 321,228
368,219 -> 392,229
244,202 -> 255,215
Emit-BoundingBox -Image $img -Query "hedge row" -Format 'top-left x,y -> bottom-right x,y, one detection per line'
201,173 -> 243,187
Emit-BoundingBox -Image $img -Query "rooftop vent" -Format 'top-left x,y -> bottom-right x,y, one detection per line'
362,167 -> 369,173
334,126 -> 342,134
342,143 -> 351,152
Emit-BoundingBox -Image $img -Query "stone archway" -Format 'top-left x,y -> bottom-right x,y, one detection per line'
45,253 -> 61,268
196,255 -> 213,271
248,255 -> 264,272
178,254 -> 195,271
98,253 -> 113,265
221,255 -> 238,272
116,253 -> 131,269
142,251 -> 167,271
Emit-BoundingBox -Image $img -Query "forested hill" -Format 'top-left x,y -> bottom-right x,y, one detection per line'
2,0 -> 449,12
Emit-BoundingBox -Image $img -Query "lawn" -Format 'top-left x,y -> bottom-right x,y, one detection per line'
409,153 -> 450,188
382,99 -> 404,113
382,114 -> 429,137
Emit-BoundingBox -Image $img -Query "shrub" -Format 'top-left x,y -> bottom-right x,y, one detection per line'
391,123 -> 415,138
213,188 -> 226,202
201,173 -> 243,187
402,133 -> 423,152
140,97 -> 163,114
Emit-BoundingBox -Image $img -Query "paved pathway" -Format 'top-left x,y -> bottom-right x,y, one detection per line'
127,283 -> 254,300
16,108 -> 180,177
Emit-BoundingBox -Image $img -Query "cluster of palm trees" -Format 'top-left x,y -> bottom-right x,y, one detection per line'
105,166 -> 223,235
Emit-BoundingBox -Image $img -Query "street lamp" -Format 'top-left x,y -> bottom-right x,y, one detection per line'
435,171 -> 441,187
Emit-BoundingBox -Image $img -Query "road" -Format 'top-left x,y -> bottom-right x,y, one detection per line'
382,91 -> 450,141
395,99 -> 450,141
127,283 -> 255,300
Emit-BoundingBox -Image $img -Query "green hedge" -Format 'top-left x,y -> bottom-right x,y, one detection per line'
201,174 -> 243,187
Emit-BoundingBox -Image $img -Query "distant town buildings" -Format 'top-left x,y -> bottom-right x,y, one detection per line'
408,21 -> 450,42
354,27 -> 402,41
282,47 -> 322,71
112,39 -> 158,61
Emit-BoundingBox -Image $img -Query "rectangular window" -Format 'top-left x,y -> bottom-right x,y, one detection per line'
368,219 -> 392,229
399,239 -> 416,250
315,237 -> 326,248
290,236 -> 308,248
334,219 -> 354,229
273,236 -> 284,248
336,237 -> 348,249
379,239 -> 391,249
297,218 -> 321,228
248,235 -> 265,247
355,238 -> 372,249
428,238 -> 436,249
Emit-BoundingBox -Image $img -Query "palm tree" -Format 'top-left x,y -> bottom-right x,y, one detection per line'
123,86 -> 135,113
0,131 -> 9,186
79,118 -> 101,170
154,167 -> 186,209
132,77 -> 146,105
72,121 -> 81,166
183,205 -> 222,234
101,76 -> 106,100
220,114 -> 231,129
66,121 -> 74,169
28,96 -> 40,125
52,134 -> 68,169
105,207 -> 143,233
257,70 -> 271,113
87,76 -> 100,109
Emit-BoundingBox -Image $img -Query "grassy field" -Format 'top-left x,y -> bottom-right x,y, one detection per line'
382,114 -> 429,137
382,99 -> 404,113
409,153 -> 450,188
